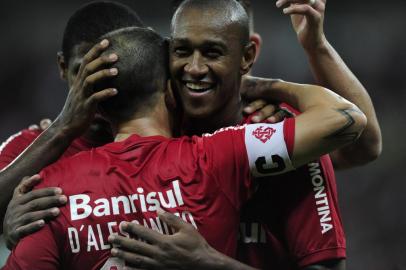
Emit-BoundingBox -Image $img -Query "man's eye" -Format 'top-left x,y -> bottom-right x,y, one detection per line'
173,48 -> 190,57
205,50 -> 222,59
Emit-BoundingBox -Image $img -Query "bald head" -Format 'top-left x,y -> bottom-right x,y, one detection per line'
171,0 -> 250,47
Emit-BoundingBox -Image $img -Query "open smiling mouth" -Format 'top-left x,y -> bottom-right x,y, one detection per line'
184,81 -> 215,93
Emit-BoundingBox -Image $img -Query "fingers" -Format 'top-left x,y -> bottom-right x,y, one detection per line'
88,88 -> 118,106
81,54 -> 118,99
111,248 -> 159,269
17,207 -> 60,225
21,193 -> 65,215
267,109 -> 292,123
82,68 -> 118,92
16,219 -> 45,235
15,175 -> 42,195
7,219 -> 45,249
108,234 -> 157,257
253,104 -> 279,123
84,53 -> 118,78
4,187 -> 65,250
157,208 -> 191,232
120,222 -> 163,245
276,0 -> 325,9
17,187 -> 65,205
276,0 -> 302,7
282,4 -> 322,24
78,39 -> 110,76
243,99 -> 267,114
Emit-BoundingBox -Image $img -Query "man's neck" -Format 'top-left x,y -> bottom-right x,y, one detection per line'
182,101 -> 244,136
81,120 -> 114,146
114,95 -> 174,142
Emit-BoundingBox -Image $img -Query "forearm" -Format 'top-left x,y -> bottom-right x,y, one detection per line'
264,80 -> 367,168
242,77 -> 360,118
268,80 -> 352,113
305,39 -> 382,167
0,120 -> 73,230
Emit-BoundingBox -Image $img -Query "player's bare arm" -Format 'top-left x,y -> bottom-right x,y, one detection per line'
108,209 -> 258,270
0,39 -> 117,241
243,76 -> 367,168
277,0 -> 382,169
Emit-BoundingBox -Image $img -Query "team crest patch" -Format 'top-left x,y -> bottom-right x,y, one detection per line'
252,126 -> 276,143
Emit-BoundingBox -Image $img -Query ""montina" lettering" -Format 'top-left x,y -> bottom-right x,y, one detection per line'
308,162 -> 334,234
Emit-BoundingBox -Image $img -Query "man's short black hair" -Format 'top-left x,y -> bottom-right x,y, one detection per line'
97,27 -> 169,124
172,0 -> 250,46
62,1 -> 145,64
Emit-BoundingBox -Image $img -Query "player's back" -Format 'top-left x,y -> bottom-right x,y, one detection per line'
25,132 -> 251,269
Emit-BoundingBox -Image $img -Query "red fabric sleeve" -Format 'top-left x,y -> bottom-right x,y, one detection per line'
0,129 -> 40,170
199,126 -> 253,210
2,224 -> 60,270
283,118 -> 295,158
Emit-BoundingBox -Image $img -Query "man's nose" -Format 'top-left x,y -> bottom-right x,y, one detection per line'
184,51 -> 209,78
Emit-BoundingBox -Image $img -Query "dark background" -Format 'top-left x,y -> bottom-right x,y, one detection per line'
0,1 -> 405,269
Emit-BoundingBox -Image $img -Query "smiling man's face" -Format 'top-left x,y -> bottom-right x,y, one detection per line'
169,7 -> 249,120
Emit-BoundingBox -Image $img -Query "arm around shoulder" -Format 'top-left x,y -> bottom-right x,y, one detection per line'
260,80 -> 368,168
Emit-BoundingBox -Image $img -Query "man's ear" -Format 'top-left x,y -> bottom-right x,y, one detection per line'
57,51 -> 67,80
240,41 -> 257,75
250,33 -> 262,63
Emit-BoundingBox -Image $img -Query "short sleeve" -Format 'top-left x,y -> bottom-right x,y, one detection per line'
199,125 -> 252,210
2,224 -> 60,270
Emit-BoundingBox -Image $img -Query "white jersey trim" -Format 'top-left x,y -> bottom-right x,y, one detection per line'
0,131 -> 22,155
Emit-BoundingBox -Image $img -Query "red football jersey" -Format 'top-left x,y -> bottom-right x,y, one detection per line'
237,103 -> 346,269
4,120 -> 295,270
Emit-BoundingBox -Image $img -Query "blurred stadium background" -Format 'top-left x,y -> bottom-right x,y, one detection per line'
0,0 -> 405,269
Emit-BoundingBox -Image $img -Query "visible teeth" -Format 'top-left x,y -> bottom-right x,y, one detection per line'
186,82 -> 212,91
